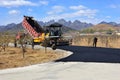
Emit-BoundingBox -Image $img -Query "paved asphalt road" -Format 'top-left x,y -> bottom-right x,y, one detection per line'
57,46 -> 120,63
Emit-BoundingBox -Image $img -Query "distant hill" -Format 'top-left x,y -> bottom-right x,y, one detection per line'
90,24 -> 119,31
0,22 -> 76,34
0,19 -> 93,33
57,19 -> 93,30
1,19 -> 120,34
0,23 -> 23,34
80,23 -> 120,34
99,21 -> 120,26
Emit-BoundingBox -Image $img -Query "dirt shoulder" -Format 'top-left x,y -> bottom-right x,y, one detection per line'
0,47 -> 64,69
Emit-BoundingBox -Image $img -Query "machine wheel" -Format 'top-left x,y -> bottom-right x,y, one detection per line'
51,44 -> 56,50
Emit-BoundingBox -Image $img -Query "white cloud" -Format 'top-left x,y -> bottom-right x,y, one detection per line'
69,5 -> 98,17
44,5 -> 98,22
116,17 -> 120,23
28,8 -> 33,12
109,4 -> 120,9
70,5 -> 87,10
8,10 -> 20,15
0,0 -> 37,7
39,0 -> 49,5
47,5 -> 65,15
110,4 -> 117,8
106,16 -> 111,18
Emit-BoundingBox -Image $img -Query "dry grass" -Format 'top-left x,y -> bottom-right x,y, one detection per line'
0,47 -> 64,69
73,35 -> 120,48
90,24 -> 119,31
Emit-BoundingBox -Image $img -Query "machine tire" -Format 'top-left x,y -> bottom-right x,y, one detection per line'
51,44 -> 56,50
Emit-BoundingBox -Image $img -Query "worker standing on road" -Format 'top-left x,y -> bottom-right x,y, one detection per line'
93,37 -> 98,47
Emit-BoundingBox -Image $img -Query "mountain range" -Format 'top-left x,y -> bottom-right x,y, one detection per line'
0,19 -> 120,33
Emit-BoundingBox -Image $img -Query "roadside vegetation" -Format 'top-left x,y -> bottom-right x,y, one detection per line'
73,35 -> 120,48
0,33 -> 64,69
0,47 -> 63,69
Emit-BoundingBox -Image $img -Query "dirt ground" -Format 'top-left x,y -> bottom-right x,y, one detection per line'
0,47 -> 64,69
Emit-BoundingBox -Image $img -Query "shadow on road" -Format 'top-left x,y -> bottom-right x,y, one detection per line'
56,46 -> 120,63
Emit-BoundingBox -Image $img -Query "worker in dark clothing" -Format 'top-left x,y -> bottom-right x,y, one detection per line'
93,37 -> 98,47
31,39 -> 34,49
14,39 -> 17,47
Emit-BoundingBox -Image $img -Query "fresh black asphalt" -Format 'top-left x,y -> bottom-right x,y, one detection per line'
56,46 -> 120,63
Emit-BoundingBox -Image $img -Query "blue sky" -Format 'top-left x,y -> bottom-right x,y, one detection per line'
0,0 -> 120,25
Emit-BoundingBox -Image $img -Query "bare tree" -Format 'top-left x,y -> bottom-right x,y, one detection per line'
16,33 -> 27,58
